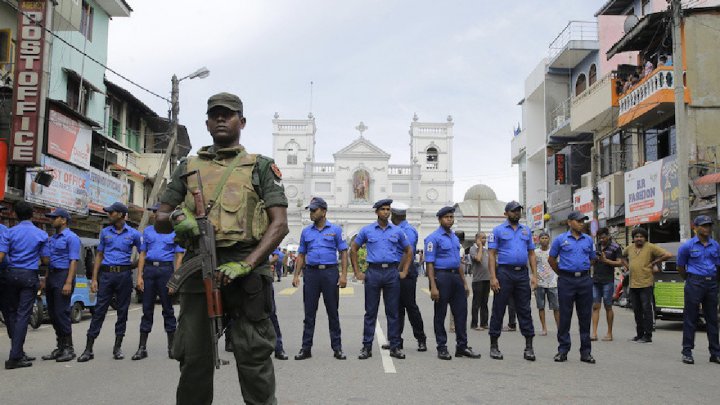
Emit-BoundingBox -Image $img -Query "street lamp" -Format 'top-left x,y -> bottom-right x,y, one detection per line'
139,67 -> 210,230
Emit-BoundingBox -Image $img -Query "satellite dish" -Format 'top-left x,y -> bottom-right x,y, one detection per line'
624,15 -> 640,33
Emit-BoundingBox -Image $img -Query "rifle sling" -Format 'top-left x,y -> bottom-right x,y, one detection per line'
207,151 -> 246,212
166,254 -> 206,291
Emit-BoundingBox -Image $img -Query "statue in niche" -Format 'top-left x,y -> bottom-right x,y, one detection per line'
353,169 -> 370,201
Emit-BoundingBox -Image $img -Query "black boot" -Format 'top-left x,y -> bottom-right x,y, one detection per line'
42,336 -> 62,361
77,337 -> 95,362
167,332 -> 175,359
56,335 -> 77,362
132,332 -> 149,360
523,336 -> 536,361
490,336 -> 503,360
113,336 -> 125,360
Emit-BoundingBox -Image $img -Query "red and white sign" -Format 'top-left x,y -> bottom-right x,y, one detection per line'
9,0 -> 48,165
529,202 -> 544,230
47,108 -> 91,169
624,156 -> 678,226
573,181 -> 610,220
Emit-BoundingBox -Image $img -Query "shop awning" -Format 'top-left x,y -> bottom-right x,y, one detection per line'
695,172 -> 720,185
606,12 -> 666,60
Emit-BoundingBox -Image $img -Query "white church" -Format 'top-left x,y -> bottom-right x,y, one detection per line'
273,113 -> 457,245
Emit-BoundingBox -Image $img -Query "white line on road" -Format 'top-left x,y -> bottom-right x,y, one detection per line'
374,321 -> 396,374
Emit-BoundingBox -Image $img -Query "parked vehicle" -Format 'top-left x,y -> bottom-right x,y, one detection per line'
653,242 -> 684,321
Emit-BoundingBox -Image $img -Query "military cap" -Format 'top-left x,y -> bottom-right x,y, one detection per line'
436,206 -> 455,217
45,207 -> 71,220
504,201 -> 522,212
391,202 -> 409,215
147,202 -> 161,212
103,202 -> 129,214
207,92 -> 243,115
305,197 -> 327,210
693,215 -> 713,226
373,199 -> 393,209
567,211 -> 589,221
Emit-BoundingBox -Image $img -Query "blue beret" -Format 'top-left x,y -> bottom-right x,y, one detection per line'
45,208 -> 71,220
373,199 -> 393,209
694,215 -> 713,226
436,206 -> 455,217
504,201 -> 522,212
568,210 -> 589,221
305,197 -> 328,210
103,202 -> 128,214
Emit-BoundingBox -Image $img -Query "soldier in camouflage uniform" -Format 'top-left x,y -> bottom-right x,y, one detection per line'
156,93 -> 288,405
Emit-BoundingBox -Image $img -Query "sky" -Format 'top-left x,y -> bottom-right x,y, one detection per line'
106,0 -> 602,203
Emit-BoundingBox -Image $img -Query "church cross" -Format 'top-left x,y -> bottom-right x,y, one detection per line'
355,121 -> 368,138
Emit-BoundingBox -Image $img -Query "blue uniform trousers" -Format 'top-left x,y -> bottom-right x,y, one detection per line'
140,263 -> 177,334
0,269 -> 14,340
270,285 -> 283,352
86,271 -> 133,338
557,273 -> 593,355
362,266 -> 401,349
489,266 -> 534,337
301,266 -> 341,351
4,269 -> 39,360
682,275 -> 720,356
433,271 -> 467,351
399,265 -> 426,346
46,269 -> 73,337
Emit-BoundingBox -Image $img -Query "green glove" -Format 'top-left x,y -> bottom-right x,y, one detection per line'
173,207 -> 200,242
218,261 -> 253,280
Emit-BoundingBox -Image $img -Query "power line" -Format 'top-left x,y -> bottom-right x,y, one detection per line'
3,0 -> 170,103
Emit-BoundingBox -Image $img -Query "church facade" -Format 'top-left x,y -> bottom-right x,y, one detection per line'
272,113 -> 455,246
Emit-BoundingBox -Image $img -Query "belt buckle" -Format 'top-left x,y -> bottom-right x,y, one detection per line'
381,263 -> 389,268
152,261 -> 160,267
513,266 -> 522,271
574,272 -> 582,277
318,265 -> 326,270
705,276 -> 713,281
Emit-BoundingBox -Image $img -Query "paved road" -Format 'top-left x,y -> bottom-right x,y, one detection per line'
0,276 -> 717,404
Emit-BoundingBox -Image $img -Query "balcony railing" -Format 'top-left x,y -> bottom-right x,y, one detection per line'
572,72 -> 619,106
549,21 -> 598,60
549,97 -> 571,134
388,165 -> 412,175
312,163 -> 334,173
618,66 -> 678,115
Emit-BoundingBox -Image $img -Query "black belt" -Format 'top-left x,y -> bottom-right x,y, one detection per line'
367,262 -> 399,269
434,268 -> 457,273
9,267 -> 38,272
147,261 -> 173,267
101,265 -> 132,273
306,264 -> 338,270
558,270 -> 590,278
687,273 -> 717,282
498,265 -> 527,271
49,267 -> 69,272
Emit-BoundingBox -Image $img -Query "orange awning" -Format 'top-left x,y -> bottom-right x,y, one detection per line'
695,172 -> 720,185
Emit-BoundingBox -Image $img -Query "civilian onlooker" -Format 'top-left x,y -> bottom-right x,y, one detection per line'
621,228 -> 672,343
643,59 -> 655,77
535,232 -> 559,336
659,55 -> 672,67
592,228 -> 622,342
469,233 -> 490,331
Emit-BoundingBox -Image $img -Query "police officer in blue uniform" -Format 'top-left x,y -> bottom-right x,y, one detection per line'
40,208 -> 81,363
425,206 -> 481,360
677,215 -> 720,365
0,201 -> 48,369
132,203 -> 185,361
487,201 -> 537,361
292,197 -> 349,360
548,211 -> 596,364
78,202 -> 142,362
0,205 -> 12,340
381,203 -> 427,352
351,199 -> 412,360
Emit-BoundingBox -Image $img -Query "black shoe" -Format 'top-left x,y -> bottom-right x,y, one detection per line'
437,349 -> 452,360
4,358 -> 32,369
524,347 -> 536,361
22,354 -> 36,362
77,337 -> 95,362
489,346 -> 503,360
630,336 -> 642,342
417,341 -> 427,352
710,355 -> 720,364
132,347 -> 148,361
381,343 -> 390,350
112,336 -> 124,360
554,352 -> 568,362
56,336 -> 76,363
333,350 -> 347,360
455,347 -> 481,359
274,350 -> 288,360
636,336 -> 652,344
167,332 -> 175,359
682,354 -> 695,364
42,342 -> 61,361
294,348 -> 312,360
225,339 -> 234,353
358,347 -> 372,360
389,348 -> 406,359
580,354 -> 596,364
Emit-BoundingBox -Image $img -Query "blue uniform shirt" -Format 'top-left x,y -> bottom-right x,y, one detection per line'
549,231 -> 595,272
488,220 -> 535,266
298,220 -> 348,265
41,228 -> 81,269
677,237 -> 720,277
354,221 -> 409,263
0,220 -> 48,270
0,224 -> 8,271
396,220 -> 418,259
98,223 -> 142,266
140,225 -> 184,262
424,227 -> 461,270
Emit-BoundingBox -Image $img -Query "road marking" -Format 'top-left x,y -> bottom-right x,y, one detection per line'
421,287 -> 430,295
339,287 -> 354,296
278,288 -> 299,296
375,322 -> 396,374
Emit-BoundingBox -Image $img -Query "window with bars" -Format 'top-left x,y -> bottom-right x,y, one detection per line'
600,131 -> 632,177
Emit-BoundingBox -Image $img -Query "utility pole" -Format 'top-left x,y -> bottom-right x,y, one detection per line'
671,0 -> 691,240
139,74 -> 179,230
591,143 -> 600,224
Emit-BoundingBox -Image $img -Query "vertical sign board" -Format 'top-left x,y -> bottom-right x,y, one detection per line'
529,203 -> 544,230
624,155 -> 679,226
9,0 -> 47,165
555,154 -> 566,184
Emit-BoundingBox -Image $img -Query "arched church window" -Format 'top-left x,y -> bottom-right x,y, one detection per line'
426,147 -> 439,170
286,141 -> 299,165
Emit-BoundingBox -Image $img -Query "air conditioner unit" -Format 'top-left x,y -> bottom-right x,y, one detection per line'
608,172 -> 625,210
581,172 -> 592,188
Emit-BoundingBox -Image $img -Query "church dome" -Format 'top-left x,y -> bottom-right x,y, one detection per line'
463,184 -> 497,201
